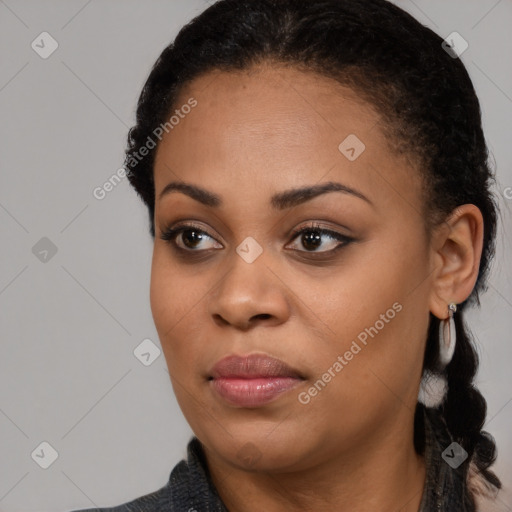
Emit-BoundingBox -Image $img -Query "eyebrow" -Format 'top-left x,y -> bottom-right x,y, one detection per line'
158,180 -> 373,209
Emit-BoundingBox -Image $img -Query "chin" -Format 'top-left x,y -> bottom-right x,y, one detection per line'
197,423 -> 319,473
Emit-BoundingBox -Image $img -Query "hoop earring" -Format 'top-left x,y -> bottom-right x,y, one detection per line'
439,302 -> 457,366
418,303 -> 457,408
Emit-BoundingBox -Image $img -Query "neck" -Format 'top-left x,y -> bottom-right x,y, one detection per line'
205,420 -> 426,512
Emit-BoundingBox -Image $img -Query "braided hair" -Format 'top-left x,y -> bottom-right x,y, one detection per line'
124,0 -> 501,500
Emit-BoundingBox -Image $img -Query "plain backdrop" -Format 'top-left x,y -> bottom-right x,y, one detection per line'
0,1 -> 511,510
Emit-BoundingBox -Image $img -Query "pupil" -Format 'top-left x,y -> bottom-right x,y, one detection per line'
303,231 -> 321,250
183,230 -> 203,248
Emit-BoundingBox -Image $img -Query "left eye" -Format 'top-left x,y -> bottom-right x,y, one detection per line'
286,226 -> 351,253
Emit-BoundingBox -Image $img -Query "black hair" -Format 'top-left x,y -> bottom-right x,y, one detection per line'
124,0 -> 501,500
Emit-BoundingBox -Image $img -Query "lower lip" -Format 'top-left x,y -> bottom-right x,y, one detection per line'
210,377 -> 302,407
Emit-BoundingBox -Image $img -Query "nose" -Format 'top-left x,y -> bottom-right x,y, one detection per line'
208,249 -> 290,331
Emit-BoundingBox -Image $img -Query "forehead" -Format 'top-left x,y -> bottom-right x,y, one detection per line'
153,63 -> 421,210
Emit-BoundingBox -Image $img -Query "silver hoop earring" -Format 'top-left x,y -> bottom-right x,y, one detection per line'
418,303 -> 457,408
439,302 -> 457,366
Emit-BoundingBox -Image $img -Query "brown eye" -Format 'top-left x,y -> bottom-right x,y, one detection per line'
286,225 -> 353,253
180,229 -> 206,249
160,224 -> 223,251
301,231 -> 323,251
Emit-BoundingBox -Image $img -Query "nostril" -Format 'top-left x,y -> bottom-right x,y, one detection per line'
212,313 -> 229,326
252,313 -> 271,321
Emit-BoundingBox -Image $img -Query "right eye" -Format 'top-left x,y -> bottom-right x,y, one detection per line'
160,223 -> 223,252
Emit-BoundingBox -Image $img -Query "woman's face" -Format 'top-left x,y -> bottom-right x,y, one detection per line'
151,63 -> 435,471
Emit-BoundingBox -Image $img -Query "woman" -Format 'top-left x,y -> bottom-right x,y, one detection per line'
72,0 -> 507,510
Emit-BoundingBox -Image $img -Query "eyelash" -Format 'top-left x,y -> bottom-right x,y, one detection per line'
159,222 -> 354,257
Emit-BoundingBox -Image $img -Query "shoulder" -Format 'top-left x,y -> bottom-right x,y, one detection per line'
468,462 -> 512,512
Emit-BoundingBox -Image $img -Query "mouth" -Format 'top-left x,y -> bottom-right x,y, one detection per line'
208,353 -> 305,408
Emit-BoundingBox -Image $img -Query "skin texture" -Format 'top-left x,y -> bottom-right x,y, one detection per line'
150,62 -> 484,512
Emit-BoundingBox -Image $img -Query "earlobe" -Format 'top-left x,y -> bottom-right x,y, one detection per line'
428,204 -> 484,318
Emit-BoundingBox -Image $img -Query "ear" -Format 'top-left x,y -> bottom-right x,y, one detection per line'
429,204 -> 484,319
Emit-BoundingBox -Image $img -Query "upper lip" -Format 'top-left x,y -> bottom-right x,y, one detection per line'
209,354 -> 303,379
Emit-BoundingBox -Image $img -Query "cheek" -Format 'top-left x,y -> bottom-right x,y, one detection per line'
298,234 -> 430,395
150,246 -> 197,327
149,249 -> 176,334
149,246 -> 213,372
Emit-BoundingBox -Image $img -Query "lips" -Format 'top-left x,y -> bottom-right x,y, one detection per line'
208,354 -> 304,407
210,353 -> 303,379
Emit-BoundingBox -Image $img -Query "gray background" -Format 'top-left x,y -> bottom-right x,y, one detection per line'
0,1 -> 511,510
